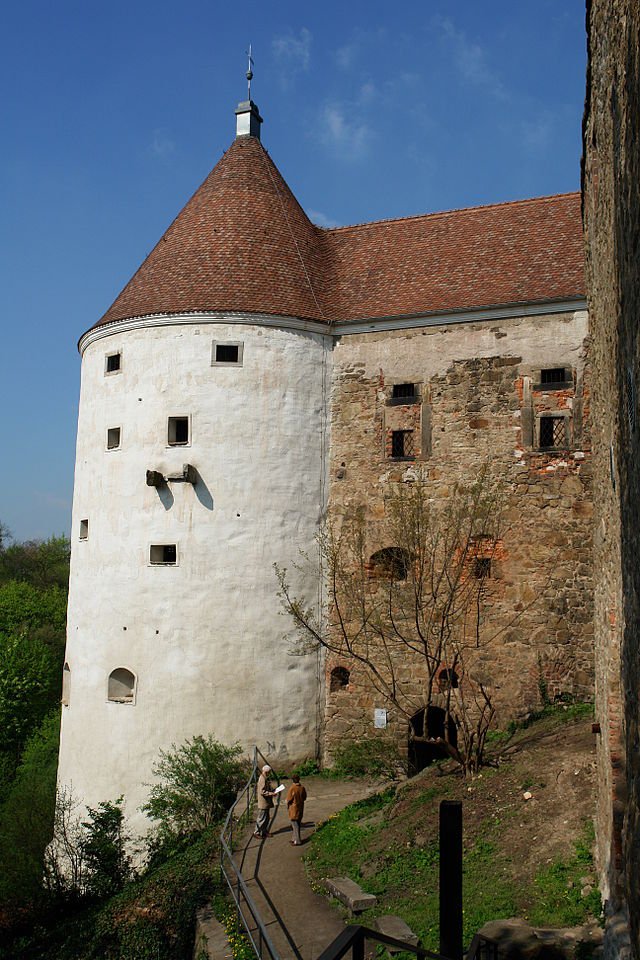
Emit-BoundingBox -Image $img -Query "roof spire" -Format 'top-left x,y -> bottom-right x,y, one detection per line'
246,43 -> 254,101
235,45 -> 263,140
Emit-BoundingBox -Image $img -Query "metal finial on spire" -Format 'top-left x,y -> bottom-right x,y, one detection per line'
246,44 -> 254,100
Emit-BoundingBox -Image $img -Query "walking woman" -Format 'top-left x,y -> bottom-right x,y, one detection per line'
286,774 -> 307,846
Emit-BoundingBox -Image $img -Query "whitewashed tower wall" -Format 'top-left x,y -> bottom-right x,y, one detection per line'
59,318 -> 329,835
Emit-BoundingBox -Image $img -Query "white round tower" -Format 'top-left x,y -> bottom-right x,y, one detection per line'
58,101 -> 331,835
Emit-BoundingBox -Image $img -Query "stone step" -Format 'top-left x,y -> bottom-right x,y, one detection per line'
324,876 -> 377,914
373,915 -> 420,951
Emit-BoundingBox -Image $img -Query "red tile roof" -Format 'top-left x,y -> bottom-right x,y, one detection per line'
95,136 -> 584,331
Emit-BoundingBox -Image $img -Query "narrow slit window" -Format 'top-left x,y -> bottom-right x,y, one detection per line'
168,416 -> 189,446
108,667 -> 136,703
150,544 -> 177,565
105,352 -> 121,374
61,663 -> 71,706
107,427 -> 121,450
539,416 -> 567,449
79,519 -> 89,540
212,341 -> 244,366
390,430 -> 415,459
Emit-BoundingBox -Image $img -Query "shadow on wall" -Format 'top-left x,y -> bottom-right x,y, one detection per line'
152,468 -> 214,511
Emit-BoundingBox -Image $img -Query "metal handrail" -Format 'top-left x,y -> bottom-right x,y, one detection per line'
220,746 -> 282,960
465,934 -> 499,960
317,925 -> 447,960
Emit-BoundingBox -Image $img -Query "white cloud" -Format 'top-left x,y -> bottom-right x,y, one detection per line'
437,17 -> 507,101
150,128 -> 176,159
335,44 -> 356,70
521,114 -> 555,151
318,103 -> 372,161
272,27 -> 311,86
307,209 -> 341,229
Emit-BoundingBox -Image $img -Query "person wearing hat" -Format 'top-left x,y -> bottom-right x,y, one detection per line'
254,764 -> 276,838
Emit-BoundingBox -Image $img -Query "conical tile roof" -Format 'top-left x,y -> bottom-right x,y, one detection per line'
94,132 -> 584,333
97,136 -> 329,327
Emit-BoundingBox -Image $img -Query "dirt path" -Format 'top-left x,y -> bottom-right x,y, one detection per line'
233,777 -> 379,960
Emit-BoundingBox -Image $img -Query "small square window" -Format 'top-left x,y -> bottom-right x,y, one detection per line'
79,519 -> 89,540
212,341 -> 244,366
390,430 -> 415,459
105,352 -> 122,374
107,427 -> 121,450
393,383 -> 415,399
539,416 -> 568,449
149,544 -> 177,565
473,558 -> 491,579
168,416 -> 190,446
540,368 -> 566,384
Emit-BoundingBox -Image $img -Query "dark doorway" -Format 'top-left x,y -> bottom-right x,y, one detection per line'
408,706 -> 458,775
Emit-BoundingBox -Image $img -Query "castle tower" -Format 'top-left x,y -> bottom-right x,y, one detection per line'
58,99 -> 331,834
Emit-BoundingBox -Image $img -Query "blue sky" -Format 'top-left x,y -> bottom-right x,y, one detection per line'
0,0 -> 587,541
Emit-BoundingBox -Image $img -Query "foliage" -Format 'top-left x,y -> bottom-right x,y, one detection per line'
330,738 -> 402,780
0,710 -> 60,908
0,632 -> 59,762
277,468 -> 511,775
0,528 -> 70,787
0,534 -> 70,591
143,735 -> 247,838
291,757 -> 322,777
2,827 -> 222,960
80,798 -> 134,900
220,907 -> 256,960
0,581 -> 67,647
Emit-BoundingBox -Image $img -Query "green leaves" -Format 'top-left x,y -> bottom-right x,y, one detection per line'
143,735 -> 248,837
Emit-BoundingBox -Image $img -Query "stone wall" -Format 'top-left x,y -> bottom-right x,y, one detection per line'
583,2 -> 640,957
324,313 -> 593,760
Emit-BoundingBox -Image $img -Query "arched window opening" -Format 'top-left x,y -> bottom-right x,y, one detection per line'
368,547 -> 411,581
61,662 -> 71,706
108,668 -> 136,704
437,667 -> 459,690
330,666 -> 350,692
407,706 -> 457,776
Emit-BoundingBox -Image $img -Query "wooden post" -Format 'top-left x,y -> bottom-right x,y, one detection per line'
439,800 -> 463,960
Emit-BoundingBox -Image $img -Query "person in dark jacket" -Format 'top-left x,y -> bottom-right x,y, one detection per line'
285,774 -> 307,845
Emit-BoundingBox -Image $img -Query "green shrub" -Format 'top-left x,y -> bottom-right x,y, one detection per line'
0,710 -> 59,908
143,735 -> 248,838
81,797 -> 134,900
291,757 -> 321,777
330,738 -> 401,780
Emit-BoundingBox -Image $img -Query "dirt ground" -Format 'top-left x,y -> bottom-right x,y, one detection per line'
364,710 -> 597,890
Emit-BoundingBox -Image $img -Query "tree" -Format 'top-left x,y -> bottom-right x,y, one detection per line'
276,467 -> 513,776
0,533 -> 70,591
142,735 -> 247,838
0,710 -> 60,908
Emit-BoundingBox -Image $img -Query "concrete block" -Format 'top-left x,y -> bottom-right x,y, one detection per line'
373,915 -> 420,950
324,876 -> 377,913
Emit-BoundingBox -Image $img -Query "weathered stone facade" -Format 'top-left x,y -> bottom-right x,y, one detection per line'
325,312 -> 594,758
583,2 -> 640,957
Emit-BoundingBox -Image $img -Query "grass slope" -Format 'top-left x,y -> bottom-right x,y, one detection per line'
304,706 -> 601,952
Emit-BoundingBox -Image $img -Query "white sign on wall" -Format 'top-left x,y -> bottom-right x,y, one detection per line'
374,708 -> 387,729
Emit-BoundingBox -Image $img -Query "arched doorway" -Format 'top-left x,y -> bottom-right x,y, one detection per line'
407,706 -> 457,775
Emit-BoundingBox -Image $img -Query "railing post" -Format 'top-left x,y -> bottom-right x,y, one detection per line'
439,800 -> 463,960
351,927 -> 365,960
